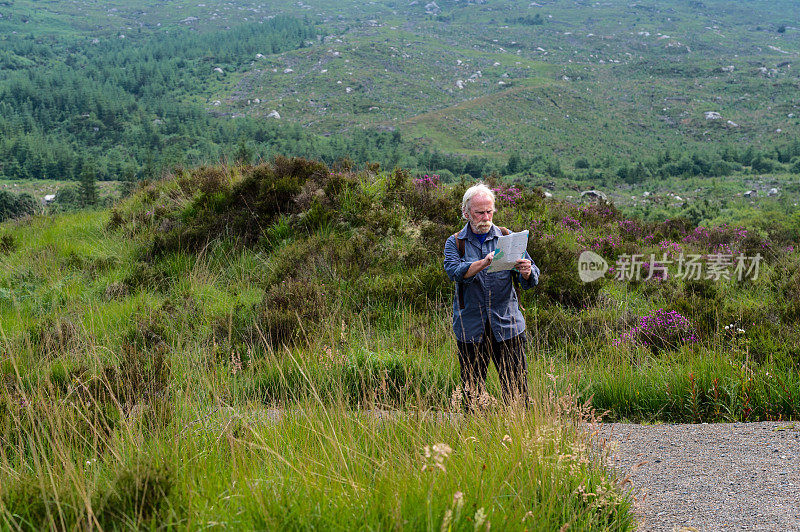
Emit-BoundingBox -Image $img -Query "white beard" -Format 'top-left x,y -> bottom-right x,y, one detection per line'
471,221 -> 492,234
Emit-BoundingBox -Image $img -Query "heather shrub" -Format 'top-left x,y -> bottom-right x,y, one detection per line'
0,233 -> 16,254
1,475 -> 76,530
419,220 -> 459,256
244,279 -> 329,347
95,461 -> 178,529
614,308 -> 698,353
652,217 -> 692,242
773,256 -> 800,321
404,175 -> 460,224
527,231 -> 603,307
28,316 -> 83,357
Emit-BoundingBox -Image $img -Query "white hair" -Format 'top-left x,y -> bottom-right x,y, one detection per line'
461,183 -> 496,220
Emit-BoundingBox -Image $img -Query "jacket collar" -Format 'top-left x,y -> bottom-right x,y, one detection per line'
457,223 -> 501,246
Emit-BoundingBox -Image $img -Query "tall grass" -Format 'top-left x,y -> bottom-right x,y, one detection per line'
0,315 -> 634,530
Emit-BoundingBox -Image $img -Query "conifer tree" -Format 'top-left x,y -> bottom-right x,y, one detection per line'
79,161 -> 99,207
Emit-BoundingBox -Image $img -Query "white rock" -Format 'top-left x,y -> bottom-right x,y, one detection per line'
425,1 -> 441,14
727,120 -> 739,127
213,67 -> 224,73
704,111 -> 722,120
283,68 -> 294,73
720,65 -> 735,72
267,110 -> 280,119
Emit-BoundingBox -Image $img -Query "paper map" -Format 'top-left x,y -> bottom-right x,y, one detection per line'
486,230 -> 529,273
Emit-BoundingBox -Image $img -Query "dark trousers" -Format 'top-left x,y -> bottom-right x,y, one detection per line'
456,322 -> 528,409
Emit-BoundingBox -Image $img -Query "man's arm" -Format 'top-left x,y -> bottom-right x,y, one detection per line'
464,251 -> 494,279
443,236 -> 495,283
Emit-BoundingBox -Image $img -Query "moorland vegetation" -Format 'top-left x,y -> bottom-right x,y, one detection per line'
2,157 -> 799,528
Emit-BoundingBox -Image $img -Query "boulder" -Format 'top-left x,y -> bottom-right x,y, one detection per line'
580,189 -> 608,203
425,2 -> 441,14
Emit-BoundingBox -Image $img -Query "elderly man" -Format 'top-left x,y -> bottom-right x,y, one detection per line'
443,183 -> 539,408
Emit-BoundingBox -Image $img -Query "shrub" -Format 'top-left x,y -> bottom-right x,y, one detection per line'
614,308 -> 698,352
245,279 -> 328,348
0,233 -> 17,254
0,190 -> 37,221
528,231 -> 602,307
1,475 -> 72,530
95,462 -> 177,528
28,316 -> 83,357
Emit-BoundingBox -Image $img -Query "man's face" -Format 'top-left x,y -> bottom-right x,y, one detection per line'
468,194 -> 494,234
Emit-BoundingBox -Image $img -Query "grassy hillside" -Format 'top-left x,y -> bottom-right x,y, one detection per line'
2,0 -> 799,190
221,0 -> 800,159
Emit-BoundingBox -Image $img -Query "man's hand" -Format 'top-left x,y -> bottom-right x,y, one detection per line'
463,251 -> 495,279
515,258 -> 533,280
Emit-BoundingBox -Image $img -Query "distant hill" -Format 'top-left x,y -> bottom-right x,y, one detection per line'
1,0 -> 799,192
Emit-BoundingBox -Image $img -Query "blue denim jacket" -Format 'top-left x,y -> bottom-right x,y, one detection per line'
443,223 -> 539,343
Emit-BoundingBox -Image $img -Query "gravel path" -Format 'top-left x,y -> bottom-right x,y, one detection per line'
596,422 -> 800,531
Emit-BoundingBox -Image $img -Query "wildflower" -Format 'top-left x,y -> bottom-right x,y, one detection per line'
492,186 -> 523,205
453,491 -> 464,510
231,351 -> 242,375
412,174 -> 440,190
559,215 -> 582,230
473,507 -> 488,530
440,509 -> 453,532
614,308 -> 697,351
450,386 -> 463,411
422,442 -> 453,472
